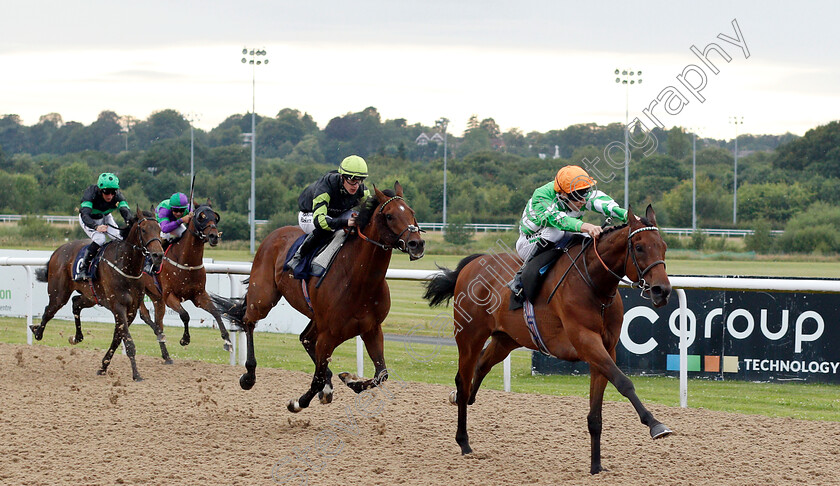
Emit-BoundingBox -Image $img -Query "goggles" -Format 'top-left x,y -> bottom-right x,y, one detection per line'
343,175 -> 366,184
101,189 -> 117,196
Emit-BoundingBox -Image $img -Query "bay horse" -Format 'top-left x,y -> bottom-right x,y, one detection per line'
213,182 -> 425,412
423,205 -> 672,474
138,202 -> 229,363
30,207 -> 164,381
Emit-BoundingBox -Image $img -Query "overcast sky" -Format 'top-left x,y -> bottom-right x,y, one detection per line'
2,0 -> 838,139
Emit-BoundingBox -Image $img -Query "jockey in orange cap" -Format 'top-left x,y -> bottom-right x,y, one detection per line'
509,165 -> 628,300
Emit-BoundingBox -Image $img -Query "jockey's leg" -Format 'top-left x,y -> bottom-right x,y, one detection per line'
287,227 -> 331,271
508,232 -> 553,300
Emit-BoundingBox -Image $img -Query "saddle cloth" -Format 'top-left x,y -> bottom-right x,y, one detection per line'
284,230 -> 347,280
72,242 -> 111,281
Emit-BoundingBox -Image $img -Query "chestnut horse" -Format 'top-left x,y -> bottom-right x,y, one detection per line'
423,205 -> 672,474
213,182 -> 425,412
138,203 -> 229,363
30,208 -> 164,381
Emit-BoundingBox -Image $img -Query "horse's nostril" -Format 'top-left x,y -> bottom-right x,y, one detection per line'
408,240 -> 418,249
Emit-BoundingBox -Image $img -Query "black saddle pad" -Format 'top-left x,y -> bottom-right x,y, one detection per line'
516,234 -> 590,307
283,233 -> 331,280
72,242 -> 110,281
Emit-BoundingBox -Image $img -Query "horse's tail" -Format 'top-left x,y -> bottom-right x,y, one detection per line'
35,265 -> 48,283
423,254 -> 484,307
211,292 -> 247,326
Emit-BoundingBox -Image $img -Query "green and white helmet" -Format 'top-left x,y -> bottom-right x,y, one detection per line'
338,155 -> 368,178
97,172 -> 120,190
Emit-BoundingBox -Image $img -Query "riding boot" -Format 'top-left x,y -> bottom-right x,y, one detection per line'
75,242 -> 100,281
508,239 -> 551,302
287,230 -> 328,271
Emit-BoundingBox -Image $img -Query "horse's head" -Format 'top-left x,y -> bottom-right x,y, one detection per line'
129,206 -> 165,272
625,205 -> 670,307
191,201 -> 221,247
369,181 -> 426,260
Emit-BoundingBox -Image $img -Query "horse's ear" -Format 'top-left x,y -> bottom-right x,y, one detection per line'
627,205 -> 639,226
150,204 -> 155,213
206,197 -> 212,207
373,184 -> 388,203
394,180 -> 403,197
135,205 -> 143,218
645,204 -> 657,226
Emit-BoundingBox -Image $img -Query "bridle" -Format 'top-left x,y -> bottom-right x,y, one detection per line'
592,224 -> 666,299
101,216 -> 162,279
356,195 -> 425,253
189,206 -> 220,242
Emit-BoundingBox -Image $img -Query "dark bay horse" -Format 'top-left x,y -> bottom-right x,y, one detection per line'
423,205 -> 672,474
214,182 -> 425,412
30,208 -> 164,381
138,203 -> 229,363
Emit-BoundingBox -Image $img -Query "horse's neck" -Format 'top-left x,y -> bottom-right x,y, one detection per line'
111,229 -> 144,272
343,223 -> 392,284
170,228 -> 203,265
585,227 -> 629,292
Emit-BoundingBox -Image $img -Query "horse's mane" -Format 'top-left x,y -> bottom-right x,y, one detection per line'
356,189 -> 396,231
120,210 -> 156,239
600,216 -> 655,239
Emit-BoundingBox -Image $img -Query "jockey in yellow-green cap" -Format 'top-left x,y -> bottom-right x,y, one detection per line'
286,155 -> 372,270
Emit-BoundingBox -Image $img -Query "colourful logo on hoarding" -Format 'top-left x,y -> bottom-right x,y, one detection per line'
666,354 -> 739,373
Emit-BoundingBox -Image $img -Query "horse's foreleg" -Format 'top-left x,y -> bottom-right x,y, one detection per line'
194,291 -> 232,352
147,297 -> 173,363
580,333 -> 672,440
163,294 -> 191,346
98,320 -> 124,376
123,309 -> 143,382
339,325 -> 386,394
587,368 -> 609,475
299,320 -> 334,404
467,333 -> 518,405
288,336 -> 333,413
69,294 -> 95,345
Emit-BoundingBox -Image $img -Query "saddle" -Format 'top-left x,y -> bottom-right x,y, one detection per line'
284,230 -> 348,280
72,242 -> 111,281
509,234 -> 589,310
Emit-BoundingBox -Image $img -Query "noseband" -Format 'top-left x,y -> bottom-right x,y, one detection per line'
356,195 -> 425,253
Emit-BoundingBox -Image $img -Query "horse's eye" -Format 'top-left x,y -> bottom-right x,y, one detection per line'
198,214 -> 205,221
386,213 -> 393,221
635,244 -> 644,252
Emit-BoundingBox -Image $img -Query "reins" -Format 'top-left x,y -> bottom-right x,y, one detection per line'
100,216 -> 161,279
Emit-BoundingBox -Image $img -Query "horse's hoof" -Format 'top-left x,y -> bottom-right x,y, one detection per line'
29,326 -> 42,340
223,341 -> 232,352
287,399 -> 303,413
96,369 -> 107,376
448,390 -> 457,405
338,372 -> 351,384
318,384 -> 334,404
459,445 -> 473,455
239,373 -> 255,390
651,423 -> 673,439
133,376 -> 144,382
590,465 -> 607,475
179,338 -> 190,347
163,359 -> 174,365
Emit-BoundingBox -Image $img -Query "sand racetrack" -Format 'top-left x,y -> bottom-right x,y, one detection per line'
2,342 -> 839,485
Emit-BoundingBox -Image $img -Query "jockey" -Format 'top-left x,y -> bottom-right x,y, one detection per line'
286,155 -> 371,270
509,165 -> 628,299
75,172 -> 132,281
156,192 -> 193,251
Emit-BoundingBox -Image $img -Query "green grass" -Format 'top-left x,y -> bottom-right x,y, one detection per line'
5,317 -> 839,422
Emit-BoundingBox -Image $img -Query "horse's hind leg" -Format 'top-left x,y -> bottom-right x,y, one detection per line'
163,294 -> 192,347
194,291 -> 232,352
454,330 -> 489,455
339,324 -> 387,394
587,367 -> 610,474
30,280 -> 73,341
240,324 -> 257,390
299,320 -> 334,404
69,294 -> 95,345
467,333 -> 518,405
139,299 -> 172,364
123,309 -> 142,381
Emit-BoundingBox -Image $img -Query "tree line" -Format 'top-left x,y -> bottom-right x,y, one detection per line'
0,106 -> 838,253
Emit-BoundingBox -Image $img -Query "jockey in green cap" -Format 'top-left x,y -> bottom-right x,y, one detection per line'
286,155 -> 371,270
75,172 -> 132,281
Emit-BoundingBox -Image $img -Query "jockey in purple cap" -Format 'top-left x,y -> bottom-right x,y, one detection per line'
156,192 -> 193,251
